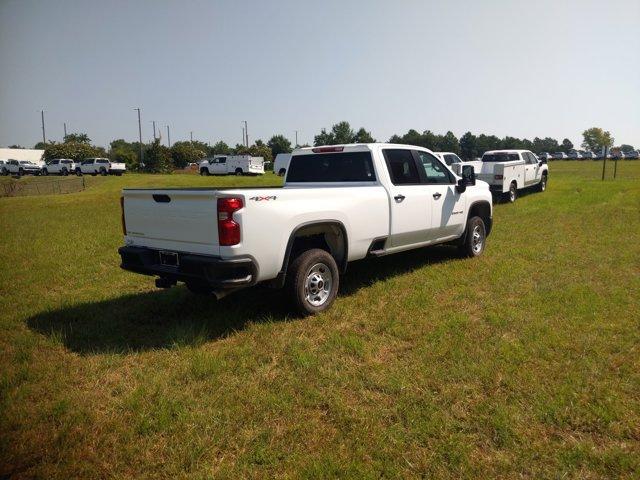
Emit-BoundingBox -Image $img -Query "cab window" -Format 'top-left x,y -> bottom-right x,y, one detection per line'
383,149 -> 421,185
415,151 -> 454,184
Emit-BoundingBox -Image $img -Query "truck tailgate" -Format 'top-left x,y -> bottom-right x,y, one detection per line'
123,189 -> 220,255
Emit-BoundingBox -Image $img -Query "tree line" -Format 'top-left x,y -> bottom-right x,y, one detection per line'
26,124 -> 632,174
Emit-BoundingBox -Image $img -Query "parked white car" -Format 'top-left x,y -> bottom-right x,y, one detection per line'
76,158 -> 126,176
5,159 -> 42,176
624,150 -> 639,160
0,159 -> 8,175
42,158 -> 76,176
581,151 -> 594,160
537,152 -> 553,162
567,150 -> 582,160
120,143 -> 493,315
199,155 -> 265,176
273,153 -> 292,176
552,152 -> 568,160
463,150 -> 548,202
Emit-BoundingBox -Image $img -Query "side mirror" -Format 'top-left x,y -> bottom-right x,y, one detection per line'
456,165 -> 475,193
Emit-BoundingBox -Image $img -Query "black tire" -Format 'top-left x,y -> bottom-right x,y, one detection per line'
278,168 -> 286,176
458,216 -> 486,258
18,168 -> 23,177
76,169 -> 82,176
186,281 -> 214,295
42,168 -> 49,176
537,173 -> 547,192
62,168 -> 68,176
504,182 -> 517,203
286,248 -> 339,316
235,168 -> 243,176
200,168 -> 209,176
1,168 -> 7,176
100,168 -> 107,176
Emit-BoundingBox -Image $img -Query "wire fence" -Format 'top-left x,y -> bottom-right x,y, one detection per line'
0,176 -> 85,197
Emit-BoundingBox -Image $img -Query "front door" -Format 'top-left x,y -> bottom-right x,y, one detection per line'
414,150 -> 466,240
382,149 -> 432,247
212,157 -> 227,174
523,152 -> 539,186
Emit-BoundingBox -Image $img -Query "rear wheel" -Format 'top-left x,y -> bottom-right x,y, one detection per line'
100,167 -> 107,176
459,216 -> 486,258
76,169 -> 82,176
504,182 -> 517,203
286,248 -> 339,316
200,168 -> 209,176
278,168 -> 286,176
62,168 -> 68,176
235,168 -> 243,176
538,173 -> 547,192
42,168 -> 49,176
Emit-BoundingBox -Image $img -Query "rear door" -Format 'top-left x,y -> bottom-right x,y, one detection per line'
414,150 -> 466,240
382,149 -> 431,247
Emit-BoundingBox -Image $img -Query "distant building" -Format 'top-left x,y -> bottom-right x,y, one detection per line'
0,148 -> 45,165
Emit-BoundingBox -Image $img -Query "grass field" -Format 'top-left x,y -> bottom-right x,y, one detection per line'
1,162 -> 639,479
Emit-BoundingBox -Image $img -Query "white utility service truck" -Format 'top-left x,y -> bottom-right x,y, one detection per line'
199,155 -> 265,176
119,143 -> 493,314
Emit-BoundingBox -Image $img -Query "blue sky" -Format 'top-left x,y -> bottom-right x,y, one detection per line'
1,0 -> 638,149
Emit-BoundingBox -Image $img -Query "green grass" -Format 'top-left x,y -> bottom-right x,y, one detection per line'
1,163 -> 639,478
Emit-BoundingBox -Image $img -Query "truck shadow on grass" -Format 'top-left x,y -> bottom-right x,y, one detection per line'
27,245 -> 460,355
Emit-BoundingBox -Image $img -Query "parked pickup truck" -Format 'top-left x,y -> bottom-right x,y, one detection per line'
119,143 -> 493,315
76,158 -> 126,176
200,155 -> 265,176
461,150 -> 548,203
5,159 -> 42,176
42,158 -> 76,176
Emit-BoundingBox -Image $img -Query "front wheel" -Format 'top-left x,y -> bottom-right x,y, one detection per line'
459,216 -> 486,258
200,169 -> 209,176
100,168 -> 107,176
538,174 -> 547,192
286,248 -> 339,316
42,168 -> 49,176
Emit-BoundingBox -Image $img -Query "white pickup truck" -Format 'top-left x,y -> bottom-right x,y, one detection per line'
462,150 -> 548,202
119,143 -> 493,314
76,158 -> 126,176
42,158 -> 76,176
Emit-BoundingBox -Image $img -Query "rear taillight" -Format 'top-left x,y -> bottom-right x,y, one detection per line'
312,146 -> 344,153
217,197 -> 243,246
120,196 -> 127,235
494,174 -> 504,180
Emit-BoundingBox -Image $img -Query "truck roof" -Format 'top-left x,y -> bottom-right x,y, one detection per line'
483,149 -> 530,155
292,143 -> 437,155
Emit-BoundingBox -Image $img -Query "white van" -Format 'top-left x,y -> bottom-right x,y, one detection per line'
273,153 -> 292,176
200,155 -> 265,176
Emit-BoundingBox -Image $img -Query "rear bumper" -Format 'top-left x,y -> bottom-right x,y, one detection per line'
118,246 -> 257,288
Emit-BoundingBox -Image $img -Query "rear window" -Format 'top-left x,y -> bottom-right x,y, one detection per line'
287,152 -> 376,182
482,153 -> 520,162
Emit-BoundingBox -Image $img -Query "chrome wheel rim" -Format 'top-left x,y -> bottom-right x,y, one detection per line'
304,262 -> 332,307
510,187 -> 515,201
472,225 -> 484,254
541,177 -> 546,190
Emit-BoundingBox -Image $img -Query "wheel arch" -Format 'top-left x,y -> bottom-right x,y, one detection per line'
467,200 -> 492,236
275,220 -> 349,287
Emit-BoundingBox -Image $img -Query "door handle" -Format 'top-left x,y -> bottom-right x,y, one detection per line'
394,194 -> 405,202
432,192 -> 442,200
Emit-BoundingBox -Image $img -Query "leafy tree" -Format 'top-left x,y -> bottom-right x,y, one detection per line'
143,139 -> 173,173
209,141 -> 231,155
475,134 -> 501,154
43,142 -> 106,162
314,128 -> 334,146
331,121 -> 355,144
235,142 -> 273,162
459,132 -> 477,160
8,145 -> 23,149
560,138 -> 574,153
619,144 -> 635,153
111,147 -> 138,170
439,131 -> 460,154
64,133 -> 91,144
171,141 -> 206,168
267,134 -> 292,158
34,141 -> 48,149
353,127 -> 375,143
581,127 -> 613,152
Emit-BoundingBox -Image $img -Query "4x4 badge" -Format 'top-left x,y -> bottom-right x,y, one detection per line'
249,196 -> 277,201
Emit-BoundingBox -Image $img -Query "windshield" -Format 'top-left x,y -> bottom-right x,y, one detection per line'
482,153 -> 520,162
19,161 -> 33,164
444,154 -> 461,165
287,151 -> 376,182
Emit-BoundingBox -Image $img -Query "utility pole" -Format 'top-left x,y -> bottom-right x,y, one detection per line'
151,121 -> 157,141
166,125 -> 171,147
134,108 -> 143,167
41,110 -> 46,144
244,120 -> 249,147
190,131 -> 193,143
242,126 -> 245,146
63,122 -> 67,139
295,130 -> 299,147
